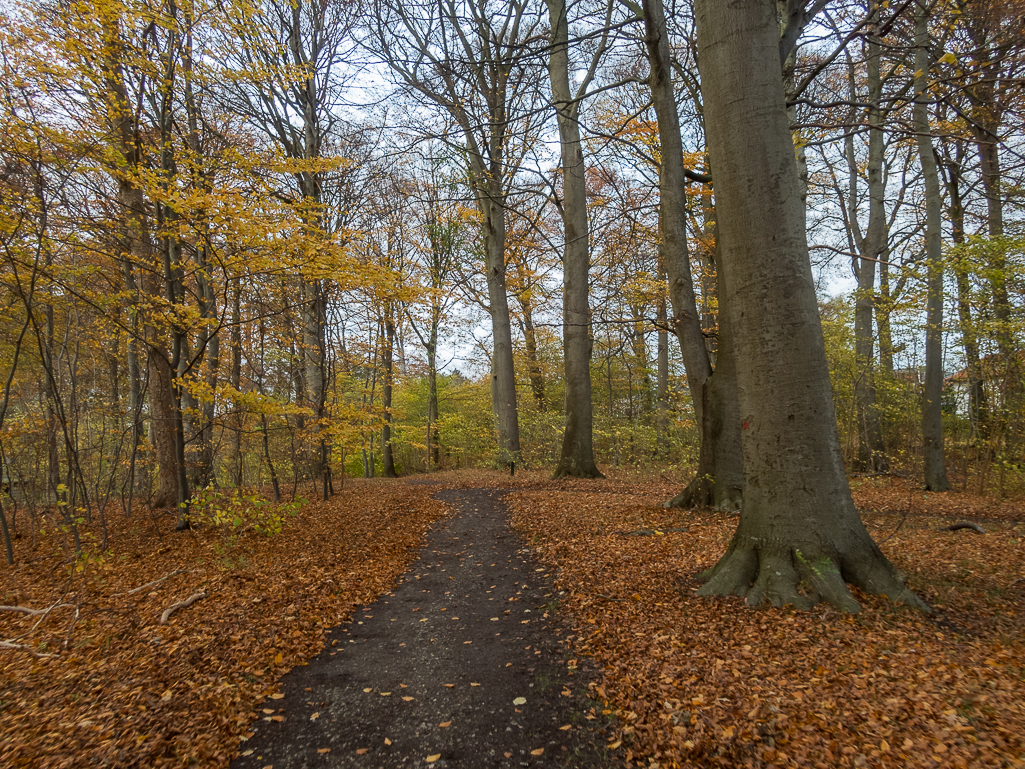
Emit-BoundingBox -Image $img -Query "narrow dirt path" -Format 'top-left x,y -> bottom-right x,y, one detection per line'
231,488 -> 619,768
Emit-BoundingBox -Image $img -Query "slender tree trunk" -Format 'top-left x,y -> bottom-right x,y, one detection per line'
643,0 -> 742,509
914,1 -> 950,492
548,0 -> 601,479
229,279 -> 244,485
655,293 -> 669,449
850,11 -> 888,472
518,295 -> 547,412
875,251 -> 895,376
382,311 -> 398,478
693,0 -> 926,612
941,144 -> 989,440
963,8 -> 1019,454
478,177 -> 521,466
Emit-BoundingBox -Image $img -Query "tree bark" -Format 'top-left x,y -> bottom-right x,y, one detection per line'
643,0 -> 742,509
547,0 -> 601,479
851,10 -> 888,472
100,10 -> 181,511
941,141 -> 989,440
693,0 -> 926,612
914,0 -> 950,492
382,310 -> 398,478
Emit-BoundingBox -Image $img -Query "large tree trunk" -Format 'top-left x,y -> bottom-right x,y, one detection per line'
914,1 -> 950,492
548,0 -> 601,479
693,0 -> 926,612
643,0 -> 742,509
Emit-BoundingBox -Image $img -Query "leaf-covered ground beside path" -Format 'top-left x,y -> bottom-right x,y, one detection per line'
0,480 -> 447,768
2,469 -> 1023,769
506,472 -> 1025,769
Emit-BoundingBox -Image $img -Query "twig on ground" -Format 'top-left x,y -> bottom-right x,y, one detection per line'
119,568 -> 189,596
596,593 -> 626,601
160,592 -> 207,624
943,521 -> 985,535
0,603 -> 73,615
0,640 -> 58,658
64,604 -> 81,649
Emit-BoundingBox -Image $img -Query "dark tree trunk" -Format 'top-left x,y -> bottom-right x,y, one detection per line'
914,1 -> 950,492
643,0 -> 743,510
693,0 -> 926,612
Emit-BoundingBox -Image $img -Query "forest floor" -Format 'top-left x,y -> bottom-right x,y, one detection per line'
0,469 -> 1023,768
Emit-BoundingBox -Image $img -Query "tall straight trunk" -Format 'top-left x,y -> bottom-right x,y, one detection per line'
914,2 -> 950,492
100,10 -> 180,511
693,0 -> 925,612
547,0 -> 601,479
643,0 -> 742,509
964,7 -> 1019,452
518,295 -> 547,412
850,11 -> 888,472
941,143 -> 989,439
182,16 -> 217,490
229,279 -> 244,485
478,179 -> 521,466
655,293 -> 669,448
875,250 -> 896,376
426,330 -> 440,470
382,311 -> 398,478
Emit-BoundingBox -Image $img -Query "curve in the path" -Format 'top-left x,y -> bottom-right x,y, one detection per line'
231,487 -> 618,769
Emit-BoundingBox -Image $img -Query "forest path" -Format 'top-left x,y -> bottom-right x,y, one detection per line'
230,487 -> 618,769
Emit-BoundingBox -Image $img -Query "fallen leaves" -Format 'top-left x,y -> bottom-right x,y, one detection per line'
0,481 -> 447,768
438,721 -> 451,728
425,753 -> 441,763
512,697 -> 527,706
506,472 -> 1025,769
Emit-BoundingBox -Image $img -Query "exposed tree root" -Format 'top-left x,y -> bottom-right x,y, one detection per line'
698,539 -> 930,614
665,472 -> 742,512
943,521 -> 985,534
552,463 -> 604,480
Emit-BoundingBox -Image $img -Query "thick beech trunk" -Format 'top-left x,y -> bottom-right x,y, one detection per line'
914,2 -> 950,492
693,0 -> 926,612
547,0 -> 601,479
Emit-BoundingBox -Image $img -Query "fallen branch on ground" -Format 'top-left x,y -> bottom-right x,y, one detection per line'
943,522 -> 985,535
0,640 -> 58,658
0,604 -> 73,615
160,592 -> 207,624
615,527 -> 689,536
119,568 -> 189,596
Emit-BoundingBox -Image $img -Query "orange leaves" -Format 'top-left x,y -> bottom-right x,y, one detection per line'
0,481 -> 447,768
505,475 -> 1025,769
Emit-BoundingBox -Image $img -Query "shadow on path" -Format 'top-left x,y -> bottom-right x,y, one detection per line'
231,487 -> 619,768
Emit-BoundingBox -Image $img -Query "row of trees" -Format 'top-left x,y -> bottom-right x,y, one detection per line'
1,0 -> 1022,608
